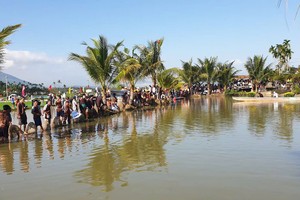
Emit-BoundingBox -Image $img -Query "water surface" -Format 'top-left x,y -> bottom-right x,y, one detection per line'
1,97 -> 300,200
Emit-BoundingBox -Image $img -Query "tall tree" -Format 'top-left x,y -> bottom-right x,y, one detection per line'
197,57 -> 219,95
115,47 -> 142,105
157,68 -> 180,91
69,35 -> 123,103
244,55 -> 272,92
0,24 -> 22,69
269,39 -> 293,73
135,39 -> 164,86
217,61 -> 240,92
178,59 -> 201,94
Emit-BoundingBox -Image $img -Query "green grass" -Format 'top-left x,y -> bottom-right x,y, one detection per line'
0,100 -> 47,111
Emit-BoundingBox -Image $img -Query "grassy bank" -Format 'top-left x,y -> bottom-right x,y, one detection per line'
0,100 -> 46,111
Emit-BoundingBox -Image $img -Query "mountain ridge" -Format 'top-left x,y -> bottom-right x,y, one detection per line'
0,71 -> 35,85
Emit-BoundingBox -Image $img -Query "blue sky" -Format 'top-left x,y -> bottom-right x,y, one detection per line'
1,0 -> 300,86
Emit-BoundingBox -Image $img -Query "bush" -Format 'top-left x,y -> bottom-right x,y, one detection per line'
225,90 -> 239,96
292,84 -> 300,94
246,92 -> 256,97
225,90 -> 256,97
283,92 -> 295,97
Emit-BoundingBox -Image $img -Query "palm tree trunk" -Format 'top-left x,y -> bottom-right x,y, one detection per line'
224,85 -> 227,93
129,83 -> 135,105
208,83 -> 212,95
152,77 -> 156,87
101,86 -> 107,104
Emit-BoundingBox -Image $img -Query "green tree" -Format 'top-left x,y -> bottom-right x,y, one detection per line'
135,39 -> 164,86
177,59 -> 201,94
115,47 -> 142,105
69,35 -> 123,102
197,57 -> 219,95
244,55 -> 272,92
157,68 -> 180,91
0,24 -> 22,69
217,61 -> 240,92
269,39 -> 293,73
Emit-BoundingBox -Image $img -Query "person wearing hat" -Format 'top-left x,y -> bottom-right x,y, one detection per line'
31,100 -> 44,132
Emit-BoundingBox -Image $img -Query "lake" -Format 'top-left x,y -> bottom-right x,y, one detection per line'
1,97 -> 300,200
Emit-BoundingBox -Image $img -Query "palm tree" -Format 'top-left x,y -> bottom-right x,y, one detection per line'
177,59 -> 201,94
115,48 -> 142,105
69,35 -> 123,103
197,57 -> 219,95
135,38 -> 164,86
269,39 -> 293,73
244,55 -> 272,92
217,61 -> 240,92
0,24 -> 21,69
157,68 -> 180,91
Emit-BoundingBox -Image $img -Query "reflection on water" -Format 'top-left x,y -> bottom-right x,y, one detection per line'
1,97 -> 300,199
74,112 -> 167,191
233,101 -> 299,143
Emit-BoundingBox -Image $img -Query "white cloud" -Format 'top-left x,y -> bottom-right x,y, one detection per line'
3,49 -> 64,69
2,49 -> 92,87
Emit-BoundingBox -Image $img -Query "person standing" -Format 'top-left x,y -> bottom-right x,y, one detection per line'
72,96 -> 78,111
17,98 -> 27,131
0,111 -> 9,142
3,105 -> 12,139
31,100 -> 44,132
11,97 -> 15,109
56,96 -> 64,122
63,100 -> 72,125
79,95 -> 89,120
43,100 -> 52,125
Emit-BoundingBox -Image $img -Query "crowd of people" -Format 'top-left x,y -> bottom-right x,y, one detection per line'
0,86 -> 192,143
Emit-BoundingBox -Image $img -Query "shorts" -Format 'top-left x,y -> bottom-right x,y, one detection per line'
34,117 -> 42,126
18,114 -> 27,125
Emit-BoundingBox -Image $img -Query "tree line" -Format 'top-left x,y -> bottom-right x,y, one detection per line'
1,24 -> 299,103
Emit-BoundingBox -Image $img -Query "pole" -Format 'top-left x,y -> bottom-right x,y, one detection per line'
5,75 -> 8,99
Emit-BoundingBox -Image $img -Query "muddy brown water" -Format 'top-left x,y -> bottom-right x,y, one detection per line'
1,97 -> 300,200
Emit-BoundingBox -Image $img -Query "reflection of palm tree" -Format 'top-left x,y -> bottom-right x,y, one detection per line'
180,98 -> 234,135
73,112 -> 167,191
274,104 -> 294,142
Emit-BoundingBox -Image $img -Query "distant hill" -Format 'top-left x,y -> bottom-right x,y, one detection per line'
0,71 -> 35,85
